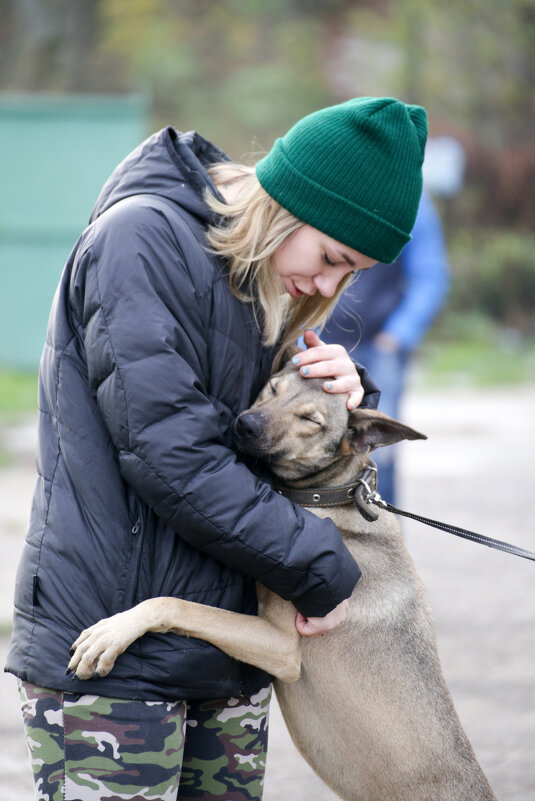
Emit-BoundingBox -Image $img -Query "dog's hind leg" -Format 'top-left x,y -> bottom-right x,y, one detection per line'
69,584 -> 301,683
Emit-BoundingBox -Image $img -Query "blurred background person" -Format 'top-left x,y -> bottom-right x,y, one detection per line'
322,191 -> 450,505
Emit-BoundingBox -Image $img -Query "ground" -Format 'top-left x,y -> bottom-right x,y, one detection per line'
1,383 -> 534,801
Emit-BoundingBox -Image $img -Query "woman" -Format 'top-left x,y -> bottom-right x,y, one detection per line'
6,96 -> 427,800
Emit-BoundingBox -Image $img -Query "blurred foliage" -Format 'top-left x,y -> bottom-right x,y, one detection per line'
445,228 -> 535,334
95,0 -> 331,155
420,225 -> 535,385
2,0 -> 534,158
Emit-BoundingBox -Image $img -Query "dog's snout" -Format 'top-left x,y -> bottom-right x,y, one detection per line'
234,411 -> 265,441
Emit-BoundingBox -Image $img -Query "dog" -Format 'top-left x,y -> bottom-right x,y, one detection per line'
69,361 -> 497,801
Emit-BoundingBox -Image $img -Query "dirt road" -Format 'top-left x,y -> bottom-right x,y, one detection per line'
1,384 -> 534,800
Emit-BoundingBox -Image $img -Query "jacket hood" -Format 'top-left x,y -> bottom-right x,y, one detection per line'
90,127 -> 229,224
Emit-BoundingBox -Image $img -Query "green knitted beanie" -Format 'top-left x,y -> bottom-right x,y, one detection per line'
255,97 -> 428,264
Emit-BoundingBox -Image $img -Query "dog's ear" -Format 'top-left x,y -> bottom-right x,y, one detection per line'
278,345 -> 302,367
345,408 -> 426,454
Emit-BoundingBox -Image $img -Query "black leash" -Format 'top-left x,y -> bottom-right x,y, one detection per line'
364,489 -> 535,563
277,461 -> 535,563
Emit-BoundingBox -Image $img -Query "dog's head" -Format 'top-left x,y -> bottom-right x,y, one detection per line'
234,361 -> 426,483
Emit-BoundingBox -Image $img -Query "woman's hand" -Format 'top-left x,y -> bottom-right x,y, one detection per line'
291,329 -> 364,410
295,598 -> 349,637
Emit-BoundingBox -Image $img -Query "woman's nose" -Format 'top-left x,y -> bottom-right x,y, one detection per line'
314,273 -> 340,298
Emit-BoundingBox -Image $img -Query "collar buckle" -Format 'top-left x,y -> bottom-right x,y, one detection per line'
354,462 -> 380,521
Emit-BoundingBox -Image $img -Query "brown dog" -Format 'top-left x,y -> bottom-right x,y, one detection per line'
69,362 -> 497,801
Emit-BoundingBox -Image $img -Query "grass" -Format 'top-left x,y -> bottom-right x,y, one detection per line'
0,370 -> 38,467
415,337 -> 535,388
0,370 -> 38,421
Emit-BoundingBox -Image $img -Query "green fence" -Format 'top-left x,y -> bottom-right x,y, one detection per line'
0,93 -> 148,369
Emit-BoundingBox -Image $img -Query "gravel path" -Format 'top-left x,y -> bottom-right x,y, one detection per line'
1,384 -> 534,800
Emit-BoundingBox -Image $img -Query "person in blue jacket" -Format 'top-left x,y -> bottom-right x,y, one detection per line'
323,191 -> 449,505
6,97 -> 428,801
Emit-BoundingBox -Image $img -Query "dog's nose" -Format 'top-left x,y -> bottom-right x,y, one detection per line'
234,411 -> 264,441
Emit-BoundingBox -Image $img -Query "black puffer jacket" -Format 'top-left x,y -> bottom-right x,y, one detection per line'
6,128 -> 375,701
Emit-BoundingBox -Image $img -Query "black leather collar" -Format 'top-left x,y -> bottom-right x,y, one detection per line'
275,462 -> 378,518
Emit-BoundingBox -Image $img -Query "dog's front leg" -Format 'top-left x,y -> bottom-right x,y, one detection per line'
69,588 -> 301,683
68,600 -> 171,679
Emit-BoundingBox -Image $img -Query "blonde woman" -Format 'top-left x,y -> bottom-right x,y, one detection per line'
7,97 -> 427,801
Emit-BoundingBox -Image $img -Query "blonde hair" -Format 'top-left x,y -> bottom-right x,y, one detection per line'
205,162 -> 355,368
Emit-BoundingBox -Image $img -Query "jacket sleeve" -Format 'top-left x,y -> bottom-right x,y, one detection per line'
353,362 -> 380,409
75,200 -> 361,618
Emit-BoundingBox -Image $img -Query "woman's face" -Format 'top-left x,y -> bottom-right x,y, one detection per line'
272,225 -> 377,299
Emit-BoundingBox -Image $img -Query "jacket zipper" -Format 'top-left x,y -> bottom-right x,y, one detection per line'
122,504 -> 143,609
131,497 -> 143,535
239,680 -> 251,705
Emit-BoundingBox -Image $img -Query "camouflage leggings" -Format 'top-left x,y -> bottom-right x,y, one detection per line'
18,680 -> 271,801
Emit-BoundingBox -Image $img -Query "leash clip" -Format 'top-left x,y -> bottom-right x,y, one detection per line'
365,489 -> 388,509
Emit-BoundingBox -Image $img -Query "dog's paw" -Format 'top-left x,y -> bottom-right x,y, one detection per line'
68,612 -> 138,680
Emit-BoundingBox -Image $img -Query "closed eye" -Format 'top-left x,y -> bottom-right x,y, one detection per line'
299,414 -> 322,426
322,252 -> 336,267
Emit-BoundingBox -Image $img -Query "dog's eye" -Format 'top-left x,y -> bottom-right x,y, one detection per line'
299,414 -> 321,426
269,382 -> 277,395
